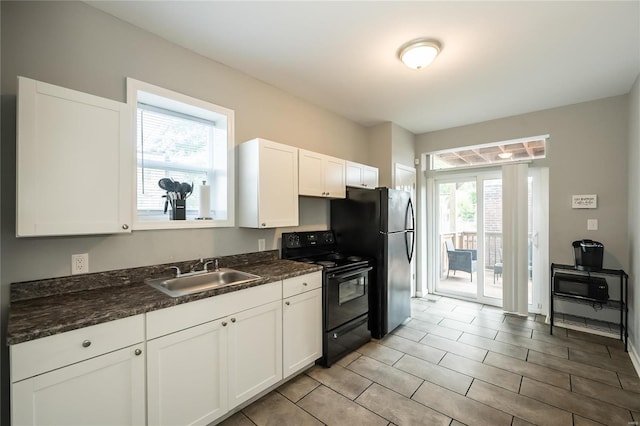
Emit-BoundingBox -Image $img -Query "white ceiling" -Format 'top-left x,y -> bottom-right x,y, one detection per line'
89,1 -> 640,134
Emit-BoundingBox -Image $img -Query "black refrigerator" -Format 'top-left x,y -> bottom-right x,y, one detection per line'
331,187 -> 415,339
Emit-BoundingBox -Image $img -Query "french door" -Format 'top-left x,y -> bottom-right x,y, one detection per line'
430,168 -> 547,310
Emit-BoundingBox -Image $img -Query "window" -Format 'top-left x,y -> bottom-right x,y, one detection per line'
429,135 -> 548,171
127,79 -> 234,229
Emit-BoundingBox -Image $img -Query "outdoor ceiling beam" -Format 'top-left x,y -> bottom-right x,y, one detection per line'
472,149 -> 490,162
523,142 -> 534,157
453,151 -> 471,164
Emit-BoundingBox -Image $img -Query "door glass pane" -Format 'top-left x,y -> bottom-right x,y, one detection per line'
437,180 -> 477,296
483,179 -> 502,299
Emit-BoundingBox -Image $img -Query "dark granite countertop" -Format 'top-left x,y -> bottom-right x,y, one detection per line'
7,251 -> 321,345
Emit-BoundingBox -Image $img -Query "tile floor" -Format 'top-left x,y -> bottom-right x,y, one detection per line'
219,295 -> 640,426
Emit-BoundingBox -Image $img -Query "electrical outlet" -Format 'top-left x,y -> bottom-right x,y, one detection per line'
258,239 -> 266,252
587,219 -> 598,231
71,253 -> 89,275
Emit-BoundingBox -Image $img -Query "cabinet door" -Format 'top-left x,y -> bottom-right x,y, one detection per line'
298,150 -> 325,196
346,161 -> 365,187
283,288 -> 322,379
12,344 -> 145,426
324,156 -> 346,198
147,319 -> 228,426
258,141 -> 299,227
363,165 -> 379,188
17,77 -> 132,237
228,300 -> 282,407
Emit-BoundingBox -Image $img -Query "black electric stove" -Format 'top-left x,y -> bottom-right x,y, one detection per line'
282,231 -> 369,270
282,230 -> 372,366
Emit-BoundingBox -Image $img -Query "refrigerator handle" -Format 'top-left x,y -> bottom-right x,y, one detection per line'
406,231 -> 415,263
405,198 -> 415,231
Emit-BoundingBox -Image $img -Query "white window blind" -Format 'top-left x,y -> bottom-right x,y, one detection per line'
136,104 -> 214,217
502,163 -> 529,316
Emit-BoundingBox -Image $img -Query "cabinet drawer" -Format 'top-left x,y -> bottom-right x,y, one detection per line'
11,314 -> 144,382
283,272 -> 322,298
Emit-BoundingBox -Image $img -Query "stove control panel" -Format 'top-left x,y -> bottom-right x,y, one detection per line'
283,233 -> 301,249
282,231 -> 335,249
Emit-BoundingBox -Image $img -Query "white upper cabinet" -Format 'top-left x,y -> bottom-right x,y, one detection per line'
346,161 -> 379,189
239,138 -> 298,228
16,77 -> 132,237
298,149 -> 346,198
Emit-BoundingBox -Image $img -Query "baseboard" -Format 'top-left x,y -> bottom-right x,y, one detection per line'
629,337 -> 640,378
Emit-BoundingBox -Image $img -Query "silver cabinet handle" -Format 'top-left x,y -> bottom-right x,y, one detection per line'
134,349 -> 142,356
82,340 -> 91,348
326,192 -> 330,196
222,321 -> 228,327
285,301 -> 290,306
122,224 -> 129,230
230,318 -> 236,323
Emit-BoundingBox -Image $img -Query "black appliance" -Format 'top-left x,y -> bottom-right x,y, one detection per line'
553,272 -> 609,302
331,187 -> 414,339
572,239 -> 604,271
281,230 -> 373,367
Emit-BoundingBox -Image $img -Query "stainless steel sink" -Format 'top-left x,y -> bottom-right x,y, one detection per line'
146,268 -> 262,297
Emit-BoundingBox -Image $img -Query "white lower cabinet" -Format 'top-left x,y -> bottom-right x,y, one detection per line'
10,316 -> 145,426
228,300 -> 283,407
145,283 -> 283,426
283,288 -> 322,378
147,319 -> 228,426
11,273 -> 322,426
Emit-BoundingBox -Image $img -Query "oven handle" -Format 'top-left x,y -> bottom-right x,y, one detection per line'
328,267 -> 373,282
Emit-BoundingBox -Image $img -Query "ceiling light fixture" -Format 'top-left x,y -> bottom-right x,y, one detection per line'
498,152 -> 513,159
398,39 -> 441,70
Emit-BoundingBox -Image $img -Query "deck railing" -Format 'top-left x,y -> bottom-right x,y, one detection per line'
440,232 -> 503,274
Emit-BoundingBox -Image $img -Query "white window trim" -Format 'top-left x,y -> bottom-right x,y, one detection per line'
427,134 -> 549,171
126,78 -> 235,230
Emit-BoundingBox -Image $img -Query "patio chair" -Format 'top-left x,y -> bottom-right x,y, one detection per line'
445,240 -> 477,282
493,245 -> 533,284
494,248 -> 502,284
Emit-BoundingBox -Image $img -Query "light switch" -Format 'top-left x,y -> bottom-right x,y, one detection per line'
587,219 -> 598,231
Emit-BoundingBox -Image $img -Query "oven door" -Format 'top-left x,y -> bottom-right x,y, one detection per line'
325,266 -> 372,331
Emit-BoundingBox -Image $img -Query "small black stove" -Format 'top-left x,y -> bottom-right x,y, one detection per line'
282,230 -> 372,366
282,232 -> 369,270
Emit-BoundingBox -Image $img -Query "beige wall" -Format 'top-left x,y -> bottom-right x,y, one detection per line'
367,122 -> 393,186
367,122 -> 416,188
627,73 -> 640,361
0,2 -> 371,414
416,95 -> 629,271
391,123 -> 416,172
1,0 -> 370,284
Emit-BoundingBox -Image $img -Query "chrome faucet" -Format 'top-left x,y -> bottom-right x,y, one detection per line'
204,259 -> 220,272
188,258 -> 206,273
168,266 -> 181,277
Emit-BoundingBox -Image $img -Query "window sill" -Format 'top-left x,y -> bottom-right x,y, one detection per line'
132,218 -> 234,230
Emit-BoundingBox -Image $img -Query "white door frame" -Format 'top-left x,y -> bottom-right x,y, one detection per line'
425,167 -> 549,312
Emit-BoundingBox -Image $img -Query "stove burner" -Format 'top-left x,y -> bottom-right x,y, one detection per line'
347,256 -> 363,262
326,253 -> 345,260
316,260 -> 337,267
